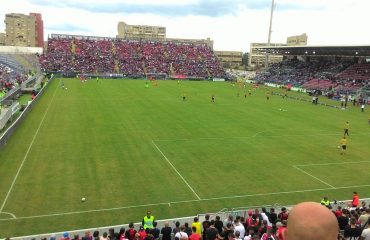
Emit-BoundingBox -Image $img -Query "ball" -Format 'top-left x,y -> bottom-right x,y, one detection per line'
81,197 -> 86,202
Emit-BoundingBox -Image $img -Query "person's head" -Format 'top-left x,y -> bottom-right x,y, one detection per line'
93,231 -> 99,239
216,215 -> 221,221
226,223 -> 232,229
354,191 -> 358,195
164,221 -> 169,227
153,222 -> 157,228
205,214 -> 210,220
270,208 -> 275,213
282,202 -> 339,240
129,222 -> 134,229
180,225 -> 186,232
147,211 -> 151,217
191,227 -> 197,233
102,232 -> 108,238
235,231 -> 240,238
227,232 -> 235,240
194,217 -> 198,222
184,222 -> 189,228
350,217 -> 356,225
175,221 -> 180,228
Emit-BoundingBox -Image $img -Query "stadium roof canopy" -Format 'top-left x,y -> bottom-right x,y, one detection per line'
255,45 -> 370,57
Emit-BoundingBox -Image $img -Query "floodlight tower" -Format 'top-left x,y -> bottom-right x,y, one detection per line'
265,0 -> 275,68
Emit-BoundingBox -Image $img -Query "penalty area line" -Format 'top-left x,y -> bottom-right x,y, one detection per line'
151,140 -> 201,200
2,184 -> 370,221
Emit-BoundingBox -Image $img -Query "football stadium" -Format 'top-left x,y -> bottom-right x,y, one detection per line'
1,1 -> 370,240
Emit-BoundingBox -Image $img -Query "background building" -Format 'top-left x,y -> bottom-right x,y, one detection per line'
0,32 -> 5,46
117,21 -> 166,40
249,34 -> 308,69
287,33 -> 308,46
30,13 -> 44,48
249,42 -> 286,68
117,21 -> 214,49
214,51 -> 243,69
4,13 -> 43,47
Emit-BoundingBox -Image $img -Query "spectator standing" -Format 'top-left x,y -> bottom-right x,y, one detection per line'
344,217 -> 362,239
160,222 -> 172,240
202,215 -> 211,240
278,208 -> 289,222
234,218 -> 245,239
268,208 -> 278,227
173,221 -> 181,235
184,223 -> 193,237
175,225 -> 189,240
192,217 -> 202,235
359,209 -> 370,227
188,227 -> 202,240
205,221 -> 219,240
215,216 -> 224,233
151,222 -> 160,240
361,218 -> 370,240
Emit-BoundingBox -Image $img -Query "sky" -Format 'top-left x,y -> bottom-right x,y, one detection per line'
0,0 -> 369,52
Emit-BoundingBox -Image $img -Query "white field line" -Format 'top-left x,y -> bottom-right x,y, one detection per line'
153,131 -> 370,142
295,161 -> 370,167
151,140 -> 201,200
0,80 -> 60,213
0,212 -> 16,219
293,166 -> 336,189
2,184 -> 370,221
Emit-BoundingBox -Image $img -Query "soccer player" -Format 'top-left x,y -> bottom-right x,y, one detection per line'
182,93 -> 186,101
344,121 -> 350,137
266,91 -> 270,100
61,81 -> 65,89
340,136 -> 348,155
211,95 -> 215,103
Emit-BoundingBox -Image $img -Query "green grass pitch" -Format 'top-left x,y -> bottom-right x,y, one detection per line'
0,78 -> 369,237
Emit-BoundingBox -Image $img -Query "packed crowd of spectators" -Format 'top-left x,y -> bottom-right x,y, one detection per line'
25,198 -> 370,240
255,59 -> 370,93
39,38 -> 225,79
0,62 -> 28,95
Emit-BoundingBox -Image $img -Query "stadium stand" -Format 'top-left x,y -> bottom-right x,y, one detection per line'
39,36 -> 225,79
255,59 -> 370,95
5,198 -> 370,240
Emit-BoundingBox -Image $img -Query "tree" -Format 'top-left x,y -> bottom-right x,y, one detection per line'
242,52 -> 249,70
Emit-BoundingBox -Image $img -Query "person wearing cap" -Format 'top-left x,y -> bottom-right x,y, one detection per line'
142,211 -> 155,230
50,234 -> 56,240
61,232 -> 70,240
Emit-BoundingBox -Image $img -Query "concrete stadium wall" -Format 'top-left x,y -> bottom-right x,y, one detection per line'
0,46 -> 43,54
